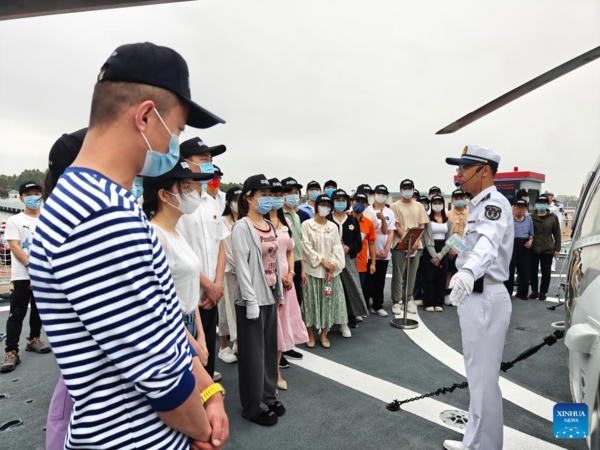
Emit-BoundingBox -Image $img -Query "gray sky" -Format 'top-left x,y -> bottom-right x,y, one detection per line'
1,0 -> 599,196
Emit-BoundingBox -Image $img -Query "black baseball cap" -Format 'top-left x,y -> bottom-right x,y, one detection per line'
19,181 -> 42,195
226,186 -> 242,201
417,195 -> 431,204
269,178 -> 283,193
430,195 -> 444,203
243,174 -> 272,194
98,42 -> 224,129
514,199 -> 528,208
324,180 -> 338,188
306,180 -> 321,191
180,137 -> 227,158
356,184 -> 374,194
374,184 -> 389,195
314,194 -> 333,208
213,164 -> 223,177
281,177 -> 303,192
413,189 -> 420,198
331,189 -> 350,201
451,189 -> 466,198
536,195 -> 550,204
400,179 -> 414,189
353,192 -> 369,203
429,186 -> 441,195
143,158 -> 212,188
47,128 -> 87,190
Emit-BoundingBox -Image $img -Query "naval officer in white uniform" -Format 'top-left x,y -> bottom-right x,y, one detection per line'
443,145 -> 514,450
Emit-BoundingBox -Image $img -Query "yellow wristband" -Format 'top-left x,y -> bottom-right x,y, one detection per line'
200,383 -> 225,404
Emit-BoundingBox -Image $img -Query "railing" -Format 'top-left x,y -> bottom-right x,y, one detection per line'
0,240 -> 10,286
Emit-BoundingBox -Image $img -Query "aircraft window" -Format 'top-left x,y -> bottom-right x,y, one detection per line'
579,179 -> 600,239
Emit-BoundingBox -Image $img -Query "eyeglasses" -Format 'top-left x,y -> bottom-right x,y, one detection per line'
456,164 -> 483,174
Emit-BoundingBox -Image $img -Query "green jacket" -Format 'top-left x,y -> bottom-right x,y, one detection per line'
531,211 -> 561,255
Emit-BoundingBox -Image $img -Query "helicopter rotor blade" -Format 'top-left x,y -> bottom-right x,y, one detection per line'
436,45 -> 600,135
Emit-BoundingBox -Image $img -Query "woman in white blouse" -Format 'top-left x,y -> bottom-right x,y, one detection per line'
301,194 -> 347,348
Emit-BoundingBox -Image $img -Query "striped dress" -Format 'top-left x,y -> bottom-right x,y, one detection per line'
29,168 -> 195,450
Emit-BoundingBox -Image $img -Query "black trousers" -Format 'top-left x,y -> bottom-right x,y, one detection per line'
504,238 -> 531,297
235,303 -> 278,420
200,305 -> 218,377
422,241 -> 449,308
363,259 -> 389,311
292,260 -> 303,306
530,253 -> 553,295
5,280 -> 42,353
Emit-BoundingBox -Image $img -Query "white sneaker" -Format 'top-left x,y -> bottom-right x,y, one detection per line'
355,316 -> 364,322
232,343 -> 238,354
413,299 -> 423,306
340,324 -> 352,338
218,347 -> 238,364
371,308 -> 388,317
443,440 -> 464,450
444,295 -> 452,306
407,300 -> 417,314
391,304 -> 402,315
212,371 -> 222,382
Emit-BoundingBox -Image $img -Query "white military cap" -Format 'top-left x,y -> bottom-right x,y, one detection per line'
445,145 -> 501,170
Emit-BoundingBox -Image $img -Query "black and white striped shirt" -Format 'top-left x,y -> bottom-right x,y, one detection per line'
30,168 -> 194,449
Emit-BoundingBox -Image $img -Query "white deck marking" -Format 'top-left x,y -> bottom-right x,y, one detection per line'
291,352 -> 565,449
391,308 -> 557,422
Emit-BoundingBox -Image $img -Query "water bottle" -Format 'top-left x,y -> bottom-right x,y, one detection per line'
324,281 -> 332,298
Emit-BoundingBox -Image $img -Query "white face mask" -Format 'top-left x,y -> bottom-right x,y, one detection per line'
401,190 -> 413,199
374,194 -> 387,204
318,205 -> 331,217
432,204 -> 444,213
367,195 -> 374,204
166,190 -> 201,215
230,201 -> 238,213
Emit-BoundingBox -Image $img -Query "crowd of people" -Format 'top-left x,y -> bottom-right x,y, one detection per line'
0,41 -> 566,450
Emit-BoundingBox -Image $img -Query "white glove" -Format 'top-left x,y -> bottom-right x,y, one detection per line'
449,271 -> 475,307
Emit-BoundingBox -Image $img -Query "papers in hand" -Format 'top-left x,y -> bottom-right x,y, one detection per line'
446,233 -> 466,254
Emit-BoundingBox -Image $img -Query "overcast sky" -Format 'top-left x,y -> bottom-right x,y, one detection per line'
1,0 -> 599,195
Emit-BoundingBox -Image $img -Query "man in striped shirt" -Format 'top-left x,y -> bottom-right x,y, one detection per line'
29,43 -> 228,450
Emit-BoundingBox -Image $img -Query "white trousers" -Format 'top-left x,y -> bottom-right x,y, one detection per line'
457,283 -> 512,450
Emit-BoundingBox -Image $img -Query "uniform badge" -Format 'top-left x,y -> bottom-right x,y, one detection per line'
484,205 -> 502,220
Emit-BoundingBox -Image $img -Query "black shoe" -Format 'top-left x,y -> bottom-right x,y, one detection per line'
539,294 -> 547,301
268,401 -> 286,417
529,292 -> 538,300
279,356 -> 290,369
283,349 -> 303,360
251,409 -> 278,426
348,318 -> 359,328
516,293 -> 529,300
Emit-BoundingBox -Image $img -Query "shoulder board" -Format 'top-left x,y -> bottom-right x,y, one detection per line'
481,193 -> 491,202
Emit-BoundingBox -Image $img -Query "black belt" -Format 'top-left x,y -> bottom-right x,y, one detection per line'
515,237 -> 529,240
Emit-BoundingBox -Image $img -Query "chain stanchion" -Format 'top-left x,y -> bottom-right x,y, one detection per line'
386,330 -> 566,411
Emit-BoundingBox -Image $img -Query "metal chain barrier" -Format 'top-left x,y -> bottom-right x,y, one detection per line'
386,330 -> 566,411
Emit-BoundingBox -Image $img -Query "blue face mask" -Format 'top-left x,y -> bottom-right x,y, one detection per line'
24,195 -> 42,210
284,194 -> 300,208
453,200 -> 466,208
308,190 -> 320,201
334,201 -> 347,212
199,162 -> 214,185
254,196 -> 274,215
353,203 -> 365,214
138,109 -> 180,177
401,190 -> 413,199
272,197 -> 284,211
132,177 -> 144,199
325,188 -> 335,197
536,204 -> 548,212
